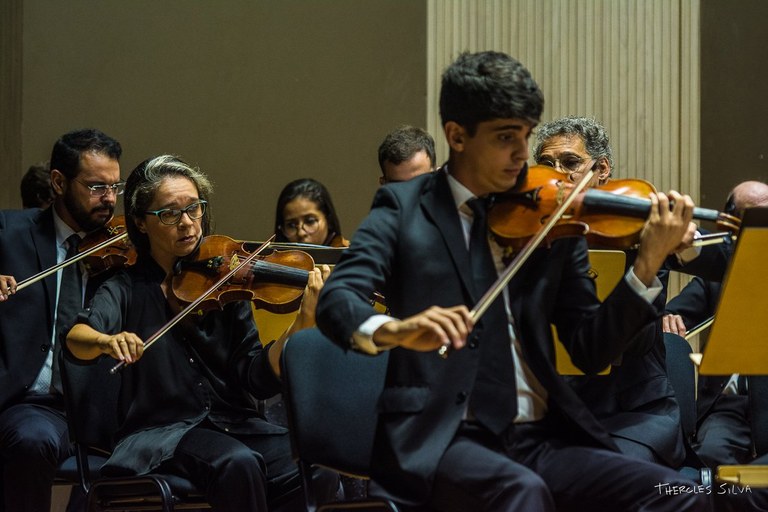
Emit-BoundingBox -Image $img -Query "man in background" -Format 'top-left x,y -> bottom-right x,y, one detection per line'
665,180 -> 768,468
377,125 -> 436,185
533,115 -> 686,469
20,161 -> 54,209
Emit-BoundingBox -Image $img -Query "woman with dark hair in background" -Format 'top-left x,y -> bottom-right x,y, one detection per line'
274,178 -> 349,247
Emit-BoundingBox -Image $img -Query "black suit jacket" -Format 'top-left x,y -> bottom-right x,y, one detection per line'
665,276 -> 725,422
0,208 -> 59,409
316,170 -> 660,505
566,253 -> 686,468
0,208 -> 107,410
666,234 -> 733,283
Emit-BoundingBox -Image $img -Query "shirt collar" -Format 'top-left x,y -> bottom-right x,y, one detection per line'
444,165 -> 477,211
52,207 -> 84,249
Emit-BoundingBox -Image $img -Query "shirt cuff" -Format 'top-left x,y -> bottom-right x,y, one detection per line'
625,266 -> 662,304
352,314 -> 398,355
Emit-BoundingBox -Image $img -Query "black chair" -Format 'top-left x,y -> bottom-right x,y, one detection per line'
281,327 -> 399,512
60,352 -> 210,512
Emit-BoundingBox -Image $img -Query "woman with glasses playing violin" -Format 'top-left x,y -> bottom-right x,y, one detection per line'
66,155 -> 337,511
274,178 -> 350,247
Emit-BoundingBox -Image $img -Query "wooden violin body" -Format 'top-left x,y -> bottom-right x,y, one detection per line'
79,215 -> 137,276
488,165 -> 741,251
171,234 -> 314,314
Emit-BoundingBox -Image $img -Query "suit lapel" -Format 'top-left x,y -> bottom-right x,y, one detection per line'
420,170 -> 477,302
30,208 -> 58,317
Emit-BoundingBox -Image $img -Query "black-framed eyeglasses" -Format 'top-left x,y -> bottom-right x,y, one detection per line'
281,216 -> 322,236
75,179 -> 126,197
145,200 -> 207,225
536,156 -> 586,173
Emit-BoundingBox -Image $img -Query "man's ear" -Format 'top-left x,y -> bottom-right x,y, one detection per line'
50,169 -> 67,196
596,157 -> 612,184
444,121 -> 467,152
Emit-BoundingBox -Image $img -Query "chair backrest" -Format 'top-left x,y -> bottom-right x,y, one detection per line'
281,328 -> 388,477
664,332 -> 697,438
60,352 -> 122,452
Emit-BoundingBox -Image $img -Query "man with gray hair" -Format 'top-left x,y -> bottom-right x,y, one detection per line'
533,115 -> 689,471
533,115 -> 613,186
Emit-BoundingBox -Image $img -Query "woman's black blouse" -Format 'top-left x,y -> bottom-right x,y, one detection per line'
76,255 -> 285,475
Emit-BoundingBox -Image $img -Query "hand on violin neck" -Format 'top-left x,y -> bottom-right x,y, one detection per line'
634,191 -> 695,285
291,264 -> 331,332
372,305 -> 474,353
268,264 -> 331,377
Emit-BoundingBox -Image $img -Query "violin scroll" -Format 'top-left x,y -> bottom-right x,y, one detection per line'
79,215 -> 137,276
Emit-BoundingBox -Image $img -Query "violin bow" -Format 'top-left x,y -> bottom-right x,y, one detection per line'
691,231 -> 736,248
14,232 -> 129,293
438,167 -> 596,357
110,234 -> 276,374
473,169 -> 596,320
685,316 -> 715,340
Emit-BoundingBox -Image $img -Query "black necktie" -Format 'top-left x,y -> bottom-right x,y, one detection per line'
466,197 -> 518,434
51,234 -> 82,394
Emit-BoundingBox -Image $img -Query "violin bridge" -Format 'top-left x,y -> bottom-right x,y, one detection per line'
229,254 -> 240,271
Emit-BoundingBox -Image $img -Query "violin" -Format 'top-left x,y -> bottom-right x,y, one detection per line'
79,215 -> 137,276
170,234 -> 314,315
439,166 -> 739,358
14,215 -> 136,293
111,235 -> 313,373
487,165 -> 741,251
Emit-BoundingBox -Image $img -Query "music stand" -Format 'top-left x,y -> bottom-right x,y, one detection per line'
555,249 -> 626,375
687,207 -> 768,487
694,207 -> 768,375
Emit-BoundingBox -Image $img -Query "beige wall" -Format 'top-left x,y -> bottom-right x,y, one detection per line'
426,0 -> 701,298
4,1 -> 766,251
700,0 -> 768,209
428,0 -> 700,197
4,0 -> 427,239
0,0 -> 23,210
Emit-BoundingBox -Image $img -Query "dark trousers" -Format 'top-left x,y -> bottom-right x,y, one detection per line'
694,395 -> 753,468
0,399 -> 72,512
424,420 -> 710,512
158,422 -> 338,511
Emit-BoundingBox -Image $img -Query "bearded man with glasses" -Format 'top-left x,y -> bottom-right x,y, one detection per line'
0,128 -> 123,511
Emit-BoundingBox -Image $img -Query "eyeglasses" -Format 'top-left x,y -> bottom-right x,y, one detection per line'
75,179 -> 126,197
537,156 -> 586,173
145,200 -> 207,225
281,216 -> 322,236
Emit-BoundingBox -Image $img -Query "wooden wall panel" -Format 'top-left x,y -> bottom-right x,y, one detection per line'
427,0 -> 699,298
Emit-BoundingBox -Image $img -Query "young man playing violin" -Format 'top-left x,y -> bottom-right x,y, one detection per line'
317,51 -> 709,511
0,128 -> 122,512
533,115 -> 688,470
66,155 -> 337,511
